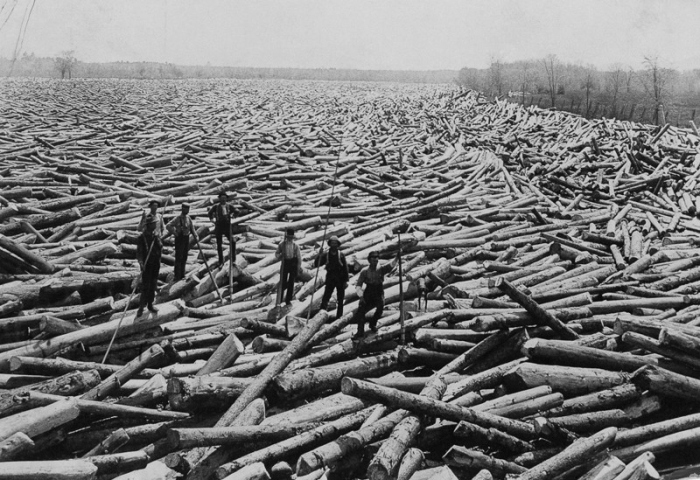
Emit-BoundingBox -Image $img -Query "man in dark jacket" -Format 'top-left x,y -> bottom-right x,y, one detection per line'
208,191 -> 237,265
136,214 -> 163,317
275,228 -> 302,306
166,203 -> 193,281
317,235 -> 349,318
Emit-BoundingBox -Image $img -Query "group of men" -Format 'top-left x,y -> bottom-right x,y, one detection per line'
136,192 -> 399,339
135,192 -> 236,317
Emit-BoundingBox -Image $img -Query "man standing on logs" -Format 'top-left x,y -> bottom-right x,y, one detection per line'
275,228 -> 302,306
208,191 -> 237,266
165,203 -> 194,281
138,199 -> 165,237
352,251 -> 398,339
316,235 -> 349,318
136,214 -> 162,317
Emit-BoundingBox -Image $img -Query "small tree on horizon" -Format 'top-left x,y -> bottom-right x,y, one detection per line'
640,55 -> 677,125
55,50 -> 77,79
543,54 -> 560,108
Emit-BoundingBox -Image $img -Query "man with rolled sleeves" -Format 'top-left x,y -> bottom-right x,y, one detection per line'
208,191 -> 237,266
352,251 -> 398,339
275,228 -> 302,306
136,214 -> 162,317
138,199 -> 165,237
166,203 -> 194,281
317,235 -> 349,318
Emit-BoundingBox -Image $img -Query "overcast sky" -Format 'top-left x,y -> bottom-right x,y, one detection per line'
0,0 -> 698,71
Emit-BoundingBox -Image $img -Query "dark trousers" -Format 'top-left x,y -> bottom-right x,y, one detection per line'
321,280 -> 346,318
214,223 -> 235,264
353,287 -> 384,334
173,235 -> 189,280
139,262 -> 160,308
281,258 -> 298,304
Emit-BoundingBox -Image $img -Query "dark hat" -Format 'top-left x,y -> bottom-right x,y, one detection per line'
218,191 -> 228,198
148,199 -> 161,207
327,235 -> 341,247
368,251 -> 379,259
181,203 -> 190,209
286,228 -> 295,236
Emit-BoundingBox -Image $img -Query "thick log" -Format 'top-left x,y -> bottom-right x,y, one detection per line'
514,427 -> 617,480
0,460 -> 98,480
504,362 -> 630,396
0,234 -> 55,273
196,333 -> 244,376
0,399 -> 80,441
81,344 -> 165,401
0,432 -> 34,461
341,377 -> 537,439
216,408 -> 373,478
443,446 -> 526,476
167,376 -> 253,412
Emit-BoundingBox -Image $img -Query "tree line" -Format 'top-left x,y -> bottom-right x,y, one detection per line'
457,55 -> 700,126
0,51 -> 456,84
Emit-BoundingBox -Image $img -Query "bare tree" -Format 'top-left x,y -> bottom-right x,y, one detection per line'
581,64 -> 598,117
640,55 -> 677,125
54,50 -> 77,79
605,63 -> 626,113
543,54 -> 560,108
516,60 -> 537,103
488,56 -> 506,97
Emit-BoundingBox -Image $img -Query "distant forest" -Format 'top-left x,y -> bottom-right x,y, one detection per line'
3,51 -> 700,126
0,52 -> 457,84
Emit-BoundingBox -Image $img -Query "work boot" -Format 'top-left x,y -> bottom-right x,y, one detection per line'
136,307 -> 144,317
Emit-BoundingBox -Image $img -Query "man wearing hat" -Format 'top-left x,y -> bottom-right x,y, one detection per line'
275,228 -> 302,305
136,213 -> 163,317
208,191 -> 237,265
166,203 -> 194,281
317,235 -> 349,318
138,199 -> 165,237
352,251 -> 398,339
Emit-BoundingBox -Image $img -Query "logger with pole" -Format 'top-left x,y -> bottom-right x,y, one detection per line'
352,250 -> 399,339
135,214 -> 162,318
316,235 -> 349,319
208,191 -> 237,267
165,203 -> 194,281
275,228 -> 302,306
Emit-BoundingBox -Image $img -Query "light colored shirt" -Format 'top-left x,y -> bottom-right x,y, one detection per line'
166,215 -> 193,237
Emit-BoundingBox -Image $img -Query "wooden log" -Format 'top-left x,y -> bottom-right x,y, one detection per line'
341,377 -> 537,439
0,460 -> 98,480
219,462 -> 270,480
495,277 -> 579,340
196,333 -> 244,376
632,365 -> 700,401
396,448 -> 424,480
0,398 -> 80,442
0,234 -> 55,273
24,391 -> 190,420
504,363 -> 630,396
0,432 -> 34,461
443,445 -> 526,476
81,344 -> 165,401
167,423 -> 318,449
216,408 -> 373,478
295,408 -> 409,475
272,351 -> 399,400
514,427 -> 617,480
213,310 -> 329,427
522,338 -> 654,372
168,376 -> 253,412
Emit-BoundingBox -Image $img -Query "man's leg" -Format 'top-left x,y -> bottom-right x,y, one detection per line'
370,297 -> 384,331
215,228 -> 224,264
285,259 -> 298,304
320,282 -> 334,311
352,299 -> 371,338
335,282 -> 345,318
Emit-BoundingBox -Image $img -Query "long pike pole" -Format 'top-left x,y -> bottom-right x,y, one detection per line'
191,221 -> 224,303
397,229 -> 405,346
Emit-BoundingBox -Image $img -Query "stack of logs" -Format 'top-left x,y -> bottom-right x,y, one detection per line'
0,78 -> 700,479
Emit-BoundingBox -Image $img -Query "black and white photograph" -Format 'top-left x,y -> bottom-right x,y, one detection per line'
1,1 -> 700,479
